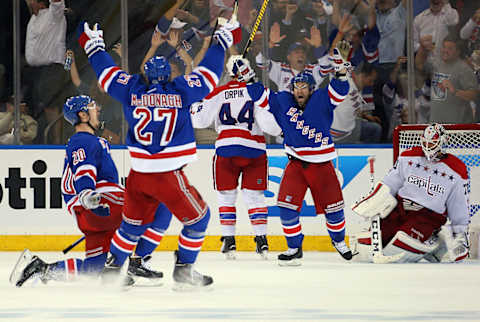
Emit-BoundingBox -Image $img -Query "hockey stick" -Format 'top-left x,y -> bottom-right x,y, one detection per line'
242,0 -> 269,58
367,157 -> 403,264
62,236 -> 85,254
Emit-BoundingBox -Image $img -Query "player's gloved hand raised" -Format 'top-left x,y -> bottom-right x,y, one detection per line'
79,189 -> 110,216
214,21 -> 242,50
330,40 -> 352,80
78,22 -> 105,58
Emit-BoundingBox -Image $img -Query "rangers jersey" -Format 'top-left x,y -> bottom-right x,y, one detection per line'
382,146 -> 470,230
86,44 -> 225,172
266,78 -> 349,163
61,132 -> 123,215
191,80 -> 280,158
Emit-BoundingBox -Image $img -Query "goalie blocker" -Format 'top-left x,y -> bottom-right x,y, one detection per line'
351,183 -> 469,263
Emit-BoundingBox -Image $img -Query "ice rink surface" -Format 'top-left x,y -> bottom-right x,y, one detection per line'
0,251 -> 479,322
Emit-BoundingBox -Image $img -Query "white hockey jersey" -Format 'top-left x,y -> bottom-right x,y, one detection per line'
382,147 -> 470,232
191,80 -> 281,158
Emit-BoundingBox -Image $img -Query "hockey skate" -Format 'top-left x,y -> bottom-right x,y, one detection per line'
127,255 -> 163,286
10,249 -> 51,287
220,236 -> 236,260
101,254 -> 134,288
332,240 -> 353,260
254,235 -> 269,260
172,251 -> 213,291
278,247 -> 303,266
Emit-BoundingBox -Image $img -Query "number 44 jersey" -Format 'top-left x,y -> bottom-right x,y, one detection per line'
191,80 -> 281,158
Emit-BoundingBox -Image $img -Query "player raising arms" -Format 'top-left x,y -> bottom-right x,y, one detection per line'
262,43 -> 353,265
77,13 -> 241,288
351,123 -> 470,263
191,55 -> 281,260
10,95 -> 169,287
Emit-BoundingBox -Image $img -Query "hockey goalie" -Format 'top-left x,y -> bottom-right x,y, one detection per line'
351,123 -> 470,263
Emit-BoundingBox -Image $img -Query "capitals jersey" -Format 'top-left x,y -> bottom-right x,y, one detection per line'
61,132 -> 122,215
266,78 -> 349,163
382,147 -> 470,230
191,80 -> 281,158
86,44 -> 225,172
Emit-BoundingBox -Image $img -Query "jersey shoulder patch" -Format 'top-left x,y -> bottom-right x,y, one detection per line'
400,146 -> 424,158
440,154 -> 468,180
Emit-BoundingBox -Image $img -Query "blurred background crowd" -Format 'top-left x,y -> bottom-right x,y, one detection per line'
1,0 -> 479,145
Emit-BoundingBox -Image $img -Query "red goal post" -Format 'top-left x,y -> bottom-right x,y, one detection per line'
392,123 -> 480,219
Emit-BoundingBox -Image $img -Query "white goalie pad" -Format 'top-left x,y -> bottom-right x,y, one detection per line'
383,231 -> 440,263
349,231 -> 373,262
351,183 -> 397,219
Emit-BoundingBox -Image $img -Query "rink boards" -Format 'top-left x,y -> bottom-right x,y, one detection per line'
0,146 -> 478,251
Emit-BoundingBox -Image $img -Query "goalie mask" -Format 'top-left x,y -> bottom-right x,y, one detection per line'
421,123 -> 447,161
226,55 -> 255,83
144,56 -> 171,84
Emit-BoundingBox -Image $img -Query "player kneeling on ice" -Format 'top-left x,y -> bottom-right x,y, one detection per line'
351,123 -> 470,263
78,12 -> 241,289
10,96 -> 168,288
261,41 -> 353,265
191,55 -> 282,260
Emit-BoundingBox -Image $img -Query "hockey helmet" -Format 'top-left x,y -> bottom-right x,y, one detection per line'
63,95 -> 94,126
144,56 -> 171,84
291,71 -> 315,91
421,123 -> 447,161
226,55 -> 255,83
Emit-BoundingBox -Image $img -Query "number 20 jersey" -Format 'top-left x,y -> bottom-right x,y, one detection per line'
86,45 -> 225,173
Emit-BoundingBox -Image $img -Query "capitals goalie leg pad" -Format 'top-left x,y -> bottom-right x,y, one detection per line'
178,210 -> 210,264
243,189 -> 268,236
383,231 -> 440,263
352,183 -> 397,219
135,205 -> 173,257
349,231 -> 373,262
279,207 -> 304,248
217,190 -> 237,236
325,210 -> 346,243
110,221 -> 147,266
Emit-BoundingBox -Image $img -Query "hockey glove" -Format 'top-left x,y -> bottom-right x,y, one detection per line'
79,190 -> 110,217
448,232 -> 469,262
78,22 -> 105,58
214,21 -> 242,50
330,40 -> 352,80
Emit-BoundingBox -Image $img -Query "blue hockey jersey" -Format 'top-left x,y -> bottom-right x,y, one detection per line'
267,78 -> 349,163
86,44 -> 225,172
61,132 -> 122,215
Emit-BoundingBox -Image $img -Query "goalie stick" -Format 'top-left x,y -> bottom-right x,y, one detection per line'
242,0 -> 269,58
367,157 -> 403,264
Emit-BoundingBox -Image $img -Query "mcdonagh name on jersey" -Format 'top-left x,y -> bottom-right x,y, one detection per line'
130,93 -> 183,108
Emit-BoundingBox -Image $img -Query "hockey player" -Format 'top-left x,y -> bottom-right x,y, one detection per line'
191,55 -> 281,260
77,15 -> 241,289
351,123 -> 470,263
10,95 -> 169,287
262,45 -> 353,265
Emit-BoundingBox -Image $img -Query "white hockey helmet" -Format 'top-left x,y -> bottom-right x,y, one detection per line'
421,123 -> 447,161
226,55 -> 255,83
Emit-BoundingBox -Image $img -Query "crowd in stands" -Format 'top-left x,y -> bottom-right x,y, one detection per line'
0,0 -> 479,145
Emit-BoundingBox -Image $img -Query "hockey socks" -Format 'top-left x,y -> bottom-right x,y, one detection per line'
177,210 -> 210,264
110,221 -> 147,266
248,207 -> 268,236
48,253 -> 107,281
325,210 -> 346,243
279,207 -> 304,248
135,204 -> 172,257
219,206 -> 236,236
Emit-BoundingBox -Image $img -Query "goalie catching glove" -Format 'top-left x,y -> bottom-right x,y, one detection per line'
330,40 -> 352,80
78,22 -> 105,58
79,189 -> 110,217
214,21 -> 242,50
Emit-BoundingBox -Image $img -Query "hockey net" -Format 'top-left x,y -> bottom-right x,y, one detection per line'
393,123 -> 480,219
